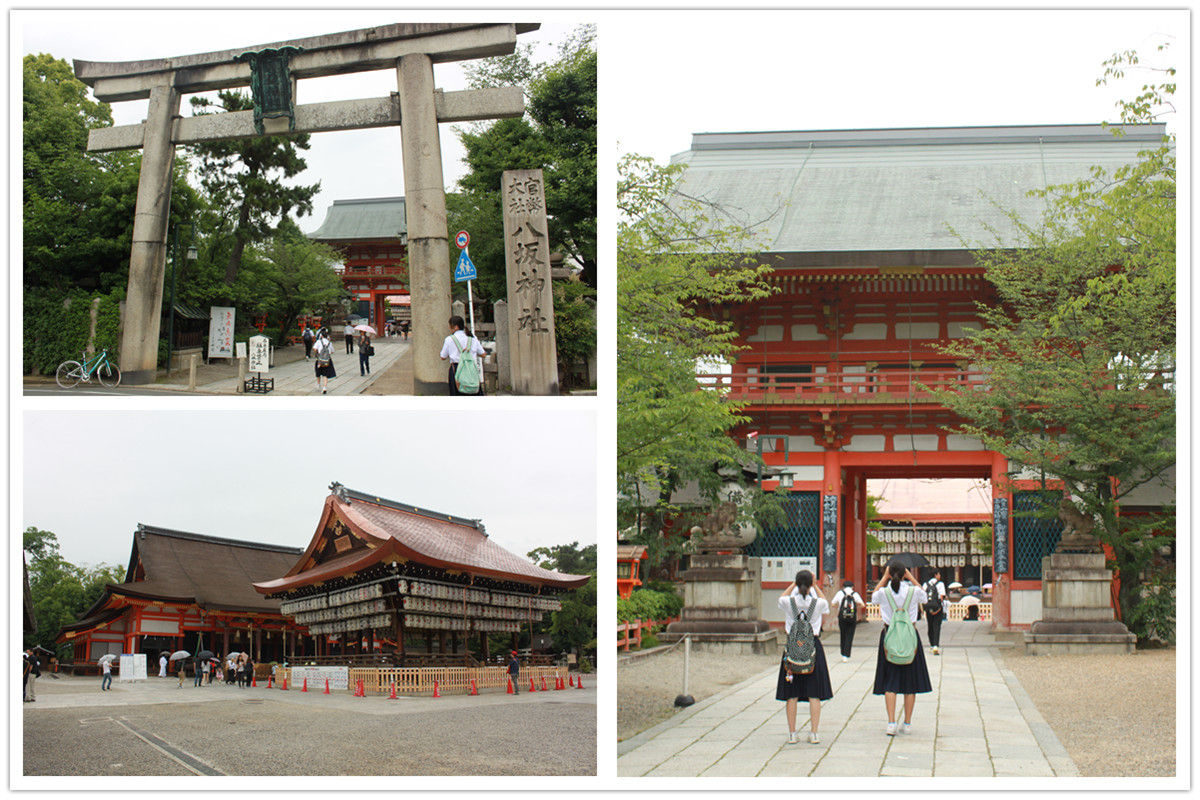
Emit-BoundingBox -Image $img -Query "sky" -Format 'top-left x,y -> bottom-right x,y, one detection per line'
608,9 -> 1187,165
22,410 -> 597,570
16,10 -> 580,233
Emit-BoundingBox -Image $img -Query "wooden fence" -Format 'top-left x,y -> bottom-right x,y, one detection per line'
862,603 -> 992,622
277,665 -> 571,696
617,617 -> 678,651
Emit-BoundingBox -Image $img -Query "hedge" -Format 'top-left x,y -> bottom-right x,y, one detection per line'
25,287 -> 123,375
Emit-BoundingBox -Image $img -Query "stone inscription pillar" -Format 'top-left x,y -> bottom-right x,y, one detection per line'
501,169 -> 559,395
396,54 -> 451,395
120,83 -> 181,384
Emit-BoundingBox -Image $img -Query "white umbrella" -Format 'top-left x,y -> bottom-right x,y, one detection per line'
958,595 -> 981,606
982,583 -> 993,591
97,654 -> 117,664
168,650 -> 191,661
948,581 -> 963,589
354,324 -> 377,336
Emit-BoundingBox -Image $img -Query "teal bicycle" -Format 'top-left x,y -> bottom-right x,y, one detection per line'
55,348 -> 121,389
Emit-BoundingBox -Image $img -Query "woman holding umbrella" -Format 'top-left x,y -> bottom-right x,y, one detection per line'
99,654 -> 115,691
871,561 -> 933,736
356,325 -> 375,376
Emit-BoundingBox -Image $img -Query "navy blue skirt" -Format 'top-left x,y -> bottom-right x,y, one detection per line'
775,638 -> 833,702
872,627 -> 933,695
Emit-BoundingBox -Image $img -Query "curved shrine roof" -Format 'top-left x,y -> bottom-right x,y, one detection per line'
254,485 -> 590,594
309,197 -> 407,242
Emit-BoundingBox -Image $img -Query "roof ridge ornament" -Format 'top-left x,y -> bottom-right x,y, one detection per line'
473,519 -> 488,538
329,481 -> 349,502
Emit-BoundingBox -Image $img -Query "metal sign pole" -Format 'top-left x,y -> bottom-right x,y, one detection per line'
466,247 -> 476,335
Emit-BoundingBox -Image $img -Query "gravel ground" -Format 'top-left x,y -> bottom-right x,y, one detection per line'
618,648 -> 778,741
1001,646 -> 1176,777
24,693 -> 595,776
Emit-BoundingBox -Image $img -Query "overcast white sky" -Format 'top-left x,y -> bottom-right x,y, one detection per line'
16,10 -> 580,233
609,9 -> 1187,164
22,410 -> 597,570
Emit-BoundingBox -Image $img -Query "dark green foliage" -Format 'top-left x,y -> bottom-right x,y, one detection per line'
23,527 -> 124,656
617,588 -> 683,623
1126,568 -> 1175,646
553,280 -> 597,388
23,287 -> 123,374
526,541 -> 597,575
526,543 -> 596,659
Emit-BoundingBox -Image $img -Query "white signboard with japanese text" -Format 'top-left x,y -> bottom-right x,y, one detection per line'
290,665 -> 349,691
248,335 -> 270,373
118,653 -> 148,682
208,306 -> 235,358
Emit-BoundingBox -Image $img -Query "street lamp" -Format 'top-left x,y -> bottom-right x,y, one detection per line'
166,225 -> 198,376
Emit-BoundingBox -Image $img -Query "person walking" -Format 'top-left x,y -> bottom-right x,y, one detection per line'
507,651 -> 520,694
176,658 -> 185,689
358,331 -> 373,376
400,320 -> 410,341
313,328 -> 336,394
158,651 -> 168,678
343,321 -> 355,354
923,569 -> 947,655
439,315 -> 485,395
22,651 -> 31,702
194,655 -> 204,687
776,570 -> 833,745
25,649 -> 39,702
302,325 -> 314,360
201,657 -> 211,685
830,579 -> 866,662
871,562 -> 933,735
101,657 -> 113,691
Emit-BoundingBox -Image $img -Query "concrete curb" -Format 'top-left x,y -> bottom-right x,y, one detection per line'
996,660 -> 1080,776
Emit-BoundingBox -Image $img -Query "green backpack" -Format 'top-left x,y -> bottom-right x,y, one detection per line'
883,586 -> 918,665
453,336 -> 481,394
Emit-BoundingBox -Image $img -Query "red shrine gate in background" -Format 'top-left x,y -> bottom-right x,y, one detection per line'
677,123 -> 1169,630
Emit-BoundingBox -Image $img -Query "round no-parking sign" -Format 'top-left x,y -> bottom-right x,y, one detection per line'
455,231 -> 470,249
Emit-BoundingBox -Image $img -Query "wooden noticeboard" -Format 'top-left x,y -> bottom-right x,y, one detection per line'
992,497 -> 1009,574
822,494 -> 838,573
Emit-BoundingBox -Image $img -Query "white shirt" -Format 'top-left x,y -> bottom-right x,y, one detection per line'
778,589 -> 830,635
344,324 -> 354,336
872,583 -> 928,625
440,330 -> 485,364
830,588 -> 865,617
159,655 -> 167,676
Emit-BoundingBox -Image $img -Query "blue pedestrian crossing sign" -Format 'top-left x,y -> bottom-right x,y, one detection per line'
454,250 -> 477,282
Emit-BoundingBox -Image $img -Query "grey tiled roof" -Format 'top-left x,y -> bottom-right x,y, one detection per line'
669,124 -> 1167,254
309,197 -> 407,242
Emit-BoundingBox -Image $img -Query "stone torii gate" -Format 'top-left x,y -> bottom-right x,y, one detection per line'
74,22 -> 536,392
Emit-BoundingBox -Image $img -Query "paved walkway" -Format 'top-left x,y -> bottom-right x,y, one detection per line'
617,620 -> 1077,778
160,339 -> 410,395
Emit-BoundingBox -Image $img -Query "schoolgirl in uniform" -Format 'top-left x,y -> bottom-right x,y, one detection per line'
776,569 -> 833,745
871,561 -> 933,735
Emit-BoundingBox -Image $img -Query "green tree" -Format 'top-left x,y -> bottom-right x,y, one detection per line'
617,154 -> 779,564
550,575 -> 596,660
526,541 -> 597,575
189,90 -> 320,287
237,218 -> 345,342
23,527 -> 124,654
934,47 -> 1175,636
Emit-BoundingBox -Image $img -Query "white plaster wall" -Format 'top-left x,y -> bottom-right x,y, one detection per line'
843,322 -> 889,340
947,321 -> 979,338
946,434 -> 985,451
893,434 -> 940,451
782,465 -> 824,482
791,324 -> 827,341
1010,589 -> 1043,625
140,619 -> 181,635
786,435 -> 823,452
747,324 -> 784,342
844,435 -> 886,452
1121,464 -> 1176,506
895,321 -> 940,339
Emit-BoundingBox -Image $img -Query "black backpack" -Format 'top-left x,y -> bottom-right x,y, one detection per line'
923,579 -> 942,616
838,591 -> 857,622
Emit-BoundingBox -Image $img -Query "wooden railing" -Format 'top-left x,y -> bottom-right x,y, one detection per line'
617,617 -> 679,651
277,665 -> 571,695
334,264 -> 408,277
861,602 -> 992,622
697,368 -> 989,404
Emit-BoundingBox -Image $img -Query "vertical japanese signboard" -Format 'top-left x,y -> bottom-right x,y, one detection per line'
208,306 -> 235,358
992,497 -> 1009,574
501,168 -> 559,395
248,335 -> 270,373
822,494 -> 839,573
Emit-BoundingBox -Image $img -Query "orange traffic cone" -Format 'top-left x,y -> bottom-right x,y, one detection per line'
282,676 -> 288,691
470,679 -> 479,696
302,677 -> 308,692
359,680 -> 366,697
506,677 -> 514,694
432,680 -> 440,698
555,674 -> 563,690
576,674 -> 584,689
251,674 -> 257,688
389,681 -> 397,700
568,674 -> 575,688
541,675 -> 548,691
267,676 -> 273,689
324,678 -> 330,695
529,677 -> 537,693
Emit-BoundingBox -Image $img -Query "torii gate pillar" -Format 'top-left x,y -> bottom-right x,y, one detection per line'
397,53 -> 450,395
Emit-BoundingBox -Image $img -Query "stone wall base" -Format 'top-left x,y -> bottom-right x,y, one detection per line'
1024,632 -> 1136,655
658,629 -> 780,656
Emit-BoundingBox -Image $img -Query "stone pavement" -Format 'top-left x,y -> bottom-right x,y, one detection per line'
160,338 -> 410,395
617,620 -> 1077,779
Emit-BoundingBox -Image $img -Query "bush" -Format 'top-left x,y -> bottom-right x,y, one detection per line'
24,287 -> 124,374
616,587 -> 683,623
639,631 -> 659,649
578,655 -> 593,673
1128,570 -> 1175,646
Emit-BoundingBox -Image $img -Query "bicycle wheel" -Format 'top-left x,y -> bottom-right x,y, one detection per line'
96,361 -> 121,388
55,361 -> 83,389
